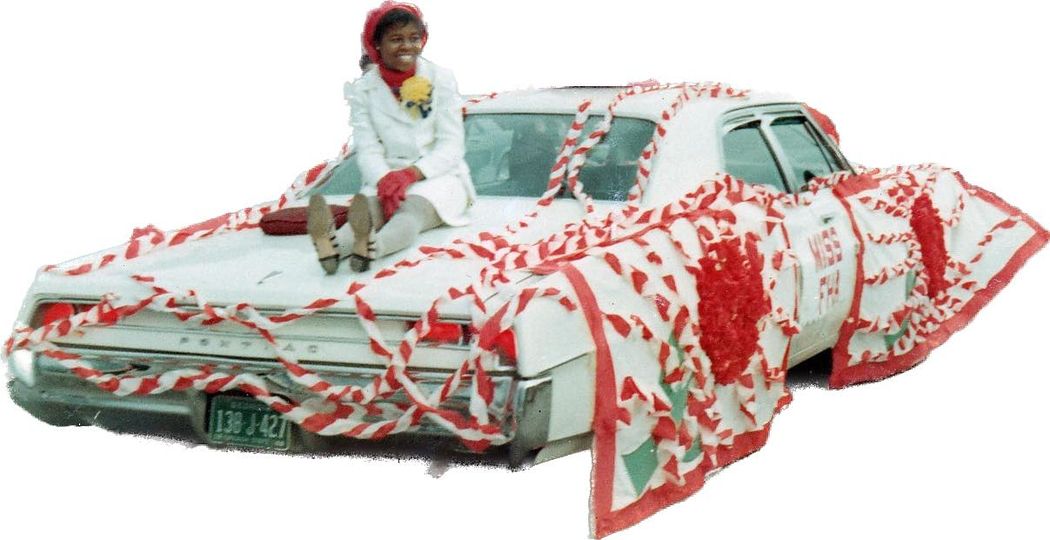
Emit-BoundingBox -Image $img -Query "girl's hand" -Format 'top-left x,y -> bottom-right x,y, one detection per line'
377,168 -> 420,220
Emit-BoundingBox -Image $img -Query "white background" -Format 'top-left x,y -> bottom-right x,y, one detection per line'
1,1 -> 1048,538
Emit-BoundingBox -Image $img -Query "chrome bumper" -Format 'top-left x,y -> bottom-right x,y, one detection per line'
8,348 -> 552,463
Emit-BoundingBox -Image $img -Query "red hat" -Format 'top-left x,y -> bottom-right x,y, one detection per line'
362,1 -> 428,65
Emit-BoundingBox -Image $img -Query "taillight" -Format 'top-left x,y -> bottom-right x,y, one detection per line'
420,322 -> 466,344
39,303 -> 76,326
474,324 -> 517,361
493,329 -> 517,361
415,320 -> 516,360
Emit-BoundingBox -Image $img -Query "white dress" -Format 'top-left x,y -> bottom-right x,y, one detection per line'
344,57 -> 475,226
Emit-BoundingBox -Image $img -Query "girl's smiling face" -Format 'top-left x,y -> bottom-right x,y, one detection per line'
377,22 -> 424,72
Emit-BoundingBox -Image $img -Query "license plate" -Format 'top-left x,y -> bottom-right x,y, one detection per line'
207,395 -> 290,450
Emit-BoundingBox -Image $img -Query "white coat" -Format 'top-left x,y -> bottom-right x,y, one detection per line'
344,58 -> 475,226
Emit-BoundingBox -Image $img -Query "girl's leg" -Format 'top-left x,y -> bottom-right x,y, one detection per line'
335,196 -> 384,259
372,195 -> 442,257
335,195 -> 441,259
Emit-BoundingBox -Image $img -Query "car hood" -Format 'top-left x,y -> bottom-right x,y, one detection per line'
24,197 -> 614,320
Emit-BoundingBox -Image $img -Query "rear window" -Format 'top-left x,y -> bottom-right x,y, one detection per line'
313,113 -> 657,202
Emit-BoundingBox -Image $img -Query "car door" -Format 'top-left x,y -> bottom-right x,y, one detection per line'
720,106 -> 857,362
766,111 -> 857,358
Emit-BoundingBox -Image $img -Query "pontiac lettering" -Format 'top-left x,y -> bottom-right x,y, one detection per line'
174,335 -> 322,356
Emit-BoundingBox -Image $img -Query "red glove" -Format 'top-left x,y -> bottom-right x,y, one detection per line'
377,168 -> 418,220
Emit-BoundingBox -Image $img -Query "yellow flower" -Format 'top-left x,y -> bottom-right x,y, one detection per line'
400,76 -> 432,103
400,75 -> 433,119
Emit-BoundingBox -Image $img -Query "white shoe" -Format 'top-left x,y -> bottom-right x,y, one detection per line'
347,194 -> 375,272
307,194 -> 339,275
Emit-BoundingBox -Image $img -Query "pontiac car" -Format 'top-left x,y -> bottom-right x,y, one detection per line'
5,82 -> 1038,477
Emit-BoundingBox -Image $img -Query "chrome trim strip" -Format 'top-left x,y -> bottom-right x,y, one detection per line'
30,296 -> 472,322
37,345 -> 520,376
31,297 -> 476,351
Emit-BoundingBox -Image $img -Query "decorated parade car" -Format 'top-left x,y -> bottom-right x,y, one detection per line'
5,83 -> 1047,537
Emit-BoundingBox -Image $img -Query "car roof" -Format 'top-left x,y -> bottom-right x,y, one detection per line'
463,85 -> 798,122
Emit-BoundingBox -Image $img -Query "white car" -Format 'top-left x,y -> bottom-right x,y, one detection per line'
5,86 -> 825,447
5,82 -> 1046,536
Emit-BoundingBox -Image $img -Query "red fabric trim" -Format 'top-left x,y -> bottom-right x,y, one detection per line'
560,265 -> 617,536
829,186 -> 870,389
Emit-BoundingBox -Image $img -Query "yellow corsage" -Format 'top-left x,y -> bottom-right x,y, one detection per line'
400,75 -> 433,119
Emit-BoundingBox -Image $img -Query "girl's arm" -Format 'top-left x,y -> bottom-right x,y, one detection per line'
347,81 -> 392,187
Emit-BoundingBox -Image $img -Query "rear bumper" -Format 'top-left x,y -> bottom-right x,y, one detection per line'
8,349 -> 552,461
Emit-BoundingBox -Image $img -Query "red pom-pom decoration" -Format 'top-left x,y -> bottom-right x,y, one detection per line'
695,236 -> 770,385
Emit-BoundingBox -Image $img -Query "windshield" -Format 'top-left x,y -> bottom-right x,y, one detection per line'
312,113 -> 657,201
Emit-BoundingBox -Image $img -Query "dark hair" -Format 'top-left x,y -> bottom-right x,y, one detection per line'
372,8 -> 425,45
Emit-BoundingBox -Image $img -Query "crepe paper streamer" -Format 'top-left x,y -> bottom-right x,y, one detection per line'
5,83 -> 1046,538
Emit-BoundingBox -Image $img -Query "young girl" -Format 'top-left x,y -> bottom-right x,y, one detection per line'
309,1 -> 474,274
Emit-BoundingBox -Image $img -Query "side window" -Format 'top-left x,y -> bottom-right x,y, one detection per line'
722,121 -> 787,191
768,116 -> 840,184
